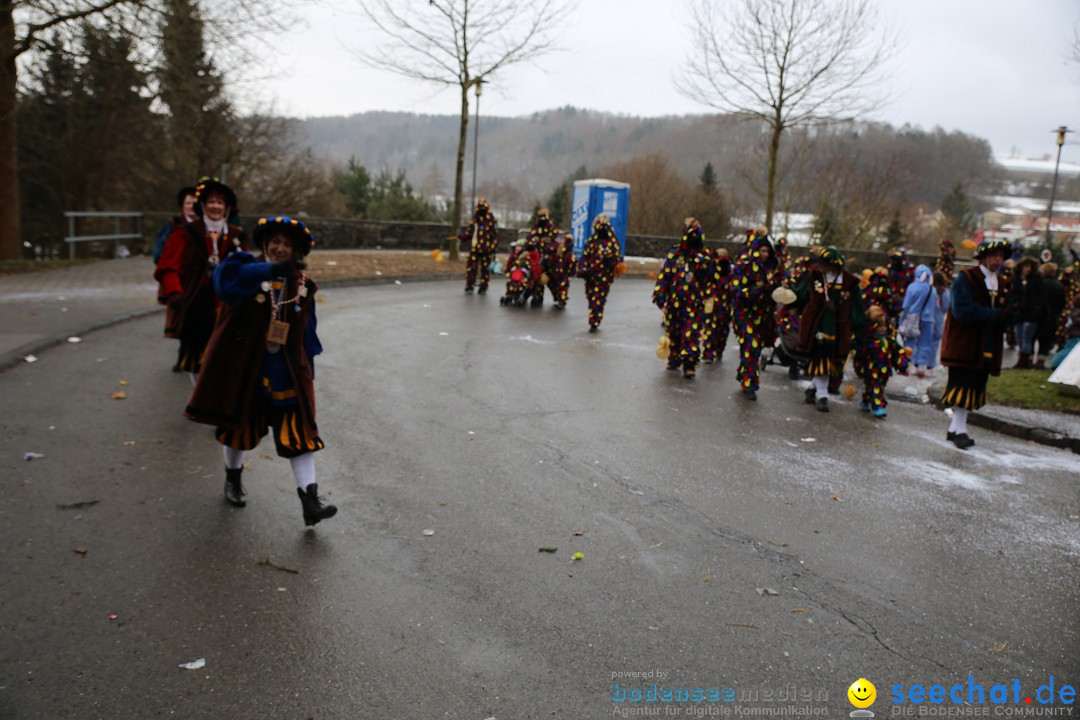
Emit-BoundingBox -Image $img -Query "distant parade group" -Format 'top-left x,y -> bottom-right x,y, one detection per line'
152,185 -> 1080,524
456,198 -> 1078,449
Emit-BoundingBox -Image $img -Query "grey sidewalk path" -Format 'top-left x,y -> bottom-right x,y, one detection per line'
0,257 -> 161,367
2,257 -> 1078,452
884,354 -> 1080,454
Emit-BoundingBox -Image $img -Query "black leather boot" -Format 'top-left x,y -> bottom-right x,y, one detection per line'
224,467 -> 246,508
297,484 -> 337,527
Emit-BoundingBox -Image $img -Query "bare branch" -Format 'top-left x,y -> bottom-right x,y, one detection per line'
677,0 -> 897,226
349,0 -> 574,232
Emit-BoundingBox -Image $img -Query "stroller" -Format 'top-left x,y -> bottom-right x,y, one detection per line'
768,328 -> 807,380
499,244 -> 540,307
765,307 -> 808,380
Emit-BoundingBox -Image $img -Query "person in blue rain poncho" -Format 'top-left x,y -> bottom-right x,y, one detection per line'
900,264 -> 939,378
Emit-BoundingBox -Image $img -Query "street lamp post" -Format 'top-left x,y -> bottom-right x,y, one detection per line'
470,79 -> 484,212
1045,125 -> 1070,247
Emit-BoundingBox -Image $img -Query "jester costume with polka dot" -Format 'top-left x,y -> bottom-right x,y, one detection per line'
579,217 -> 623,330
852,323 -> 909,411
652,222 -> 718,372
459,199 -> 499,292
731,232 -> 783,391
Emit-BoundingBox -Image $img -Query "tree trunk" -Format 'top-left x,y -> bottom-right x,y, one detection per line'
0,3 -> 21,260
764,113 -> 782,234
449,83 -> 470,262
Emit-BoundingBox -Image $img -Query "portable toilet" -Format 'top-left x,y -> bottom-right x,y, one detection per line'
570,179 -> 631,257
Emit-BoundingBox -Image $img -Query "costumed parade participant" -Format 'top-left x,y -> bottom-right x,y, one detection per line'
898,264 -> 938,378
579,214 -> 623,332
500,240 -> 541,307
885,248 -> 914,320
153,185 -> 197,372
701,247 -> 732,364
731,229 -> 782,400
652,219 -> 717,378
792,247 -> 865,412
459,198 -> 499,295
939,238 -> 1013,449
153,186 -> 197,264
936,238 -> 956,284
861,266 -> 892,313
550,233 -> 574,309
773,236 -> 791,274
852,305 -> 910,418
1053,264 -> 1077,351
154,177 -> 246,383
527,209 -> 561,307
185,216 -> 337,526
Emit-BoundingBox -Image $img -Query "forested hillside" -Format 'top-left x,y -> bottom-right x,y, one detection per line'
298,107 -> 999,245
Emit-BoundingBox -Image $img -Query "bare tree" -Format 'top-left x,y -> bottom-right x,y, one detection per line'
353,0 -> 571,259
599,154 -> 695,237
2,0 -> 304,260
679,0 -> 894,234
1,1 -> 153,259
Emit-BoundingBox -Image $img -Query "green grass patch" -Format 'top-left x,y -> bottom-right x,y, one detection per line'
0,258 -> 100,276
987,368 -> 1080,414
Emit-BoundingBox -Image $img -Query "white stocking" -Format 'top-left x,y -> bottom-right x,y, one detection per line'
813,376 -> 829,400
291,453 -> 316,491
223,446 -> 246,470
948,407 -> 968,435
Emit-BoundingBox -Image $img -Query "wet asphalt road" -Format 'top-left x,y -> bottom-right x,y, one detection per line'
1,278 -> 1077,719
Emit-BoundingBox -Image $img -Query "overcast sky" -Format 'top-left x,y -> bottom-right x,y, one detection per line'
261,0 -> 1080,162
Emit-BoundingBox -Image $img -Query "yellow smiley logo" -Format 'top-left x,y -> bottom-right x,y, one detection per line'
848,678 -> 876,708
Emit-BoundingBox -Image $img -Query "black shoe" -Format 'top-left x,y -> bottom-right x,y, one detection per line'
464,286 -> 474,293
477,286 -> 487,295
297,484 -> 337,527
804,387 -> 816,405
947,432 -> 975,449
788,364 -> 800,380
816,397 -> 829,412
172,363 -> 182,373
588,326 -> 598,333
224,467 -> 246,508
554,302 -> 565,310
743,388 -> 757,401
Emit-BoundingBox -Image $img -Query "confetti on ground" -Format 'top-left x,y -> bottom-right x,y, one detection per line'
571,552 -> 585,561
24,355 -> 37,363
110,391 -> 127,400
67,337 -> 81,343
178,658 -> 206,670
